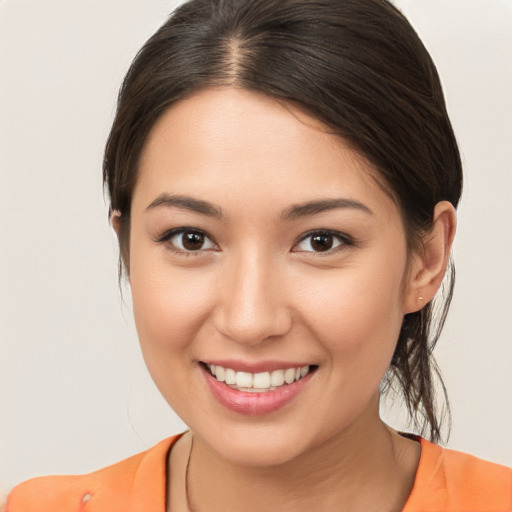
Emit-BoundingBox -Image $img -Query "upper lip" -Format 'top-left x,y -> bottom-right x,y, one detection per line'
201,359 -> 315,374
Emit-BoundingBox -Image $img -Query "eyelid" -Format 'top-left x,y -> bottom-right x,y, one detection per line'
154,227 -> 354,256
292,229 -> 355,254
154,227 -> 219,254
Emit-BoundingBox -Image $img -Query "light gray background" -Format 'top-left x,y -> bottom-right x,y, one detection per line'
1,0 -> 511,497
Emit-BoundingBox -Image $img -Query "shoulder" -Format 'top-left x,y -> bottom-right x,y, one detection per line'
6,435 -> 181,512
440,442 -> 511,488
404,438 -> 512,512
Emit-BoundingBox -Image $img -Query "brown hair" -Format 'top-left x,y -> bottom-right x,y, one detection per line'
104,0 -> 463,443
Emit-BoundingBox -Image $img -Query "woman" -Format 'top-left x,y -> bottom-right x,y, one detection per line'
6,0 -> 511,510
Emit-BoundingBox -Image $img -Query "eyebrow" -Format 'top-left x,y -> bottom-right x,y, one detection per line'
280,198 -> 373,220
146,194 -> 224,219
145,193 -> 373,220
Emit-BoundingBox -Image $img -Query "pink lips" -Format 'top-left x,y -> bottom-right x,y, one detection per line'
201,363 -> 315,416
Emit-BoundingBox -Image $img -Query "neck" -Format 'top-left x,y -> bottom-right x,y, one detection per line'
169,399 -> 420,512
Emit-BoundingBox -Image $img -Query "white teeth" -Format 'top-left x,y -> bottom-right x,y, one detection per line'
207,364 -> 313,391
284,368 -> 295,384
236,371 -> 253,388
239,387 -> 272,393
253,372 -> 271,389
215,366 -> 225,382
270,369 -> 285,387
225,368 -> 236,385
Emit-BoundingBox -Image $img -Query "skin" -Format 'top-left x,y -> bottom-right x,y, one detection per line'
117,87 -> 456,512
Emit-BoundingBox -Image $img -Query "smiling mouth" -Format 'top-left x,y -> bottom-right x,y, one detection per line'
202,363 -> 318,393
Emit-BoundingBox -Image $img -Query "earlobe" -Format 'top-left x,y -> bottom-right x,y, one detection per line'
404,201 -> 457,314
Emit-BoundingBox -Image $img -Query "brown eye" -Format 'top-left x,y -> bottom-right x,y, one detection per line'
162,229 -> 217,253
294,231 -> 347,253
310,234 -> 334,252
182,231 -> 205,251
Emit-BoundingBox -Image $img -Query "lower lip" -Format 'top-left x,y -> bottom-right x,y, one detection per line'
202,365 -> 314,415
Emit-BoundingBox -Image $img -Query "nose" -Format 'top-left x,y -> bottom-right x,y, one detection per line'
213,250 -> 292,346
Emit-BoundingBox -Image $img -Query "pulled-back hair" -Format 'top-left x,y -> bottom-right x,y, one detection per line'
104,0 -> 463,443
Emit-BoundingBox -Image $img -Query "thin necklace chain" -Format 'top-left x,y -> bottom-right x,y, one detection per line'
184,434 -> 196,512
183,434 -> 406,512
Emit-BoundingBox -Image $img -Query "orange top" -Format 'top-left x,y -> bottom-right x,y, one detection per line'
7,435 -> 512,512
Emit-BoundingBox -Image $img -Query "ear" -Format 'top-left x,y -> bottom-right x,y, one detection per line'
110,209 -> 122,236
110,209 -> 130,278
404,201 -> 457,314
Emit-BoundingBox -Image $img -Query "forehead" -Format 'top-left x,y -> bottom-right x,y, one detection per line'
134,87 -> 398,221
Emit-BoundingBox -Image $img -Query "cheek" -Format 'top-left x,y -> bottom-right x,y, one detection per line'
128,253 -> 220,417
295,256 -> 406,363
129,246 -> 216,359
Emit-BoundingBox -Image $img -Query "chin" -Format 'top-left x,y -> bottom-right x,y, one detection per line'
220,441 -> 308,468
194,422 -> 315,467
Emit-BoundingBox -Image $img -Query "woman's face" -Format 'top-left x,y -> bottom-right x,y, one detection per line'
129,88 -> 417,465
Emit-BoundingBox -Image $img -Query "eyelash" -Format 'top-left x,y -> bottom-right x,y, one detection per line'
155,227 -> 355,256
155,227 -> 219,257
294,230 -> 355,255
